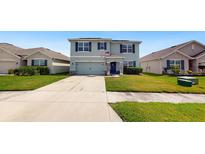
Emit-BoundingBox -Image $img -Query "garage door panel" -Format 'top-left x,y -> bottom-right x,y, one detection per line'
76,62 -> 104,75
0,61 -> 17,74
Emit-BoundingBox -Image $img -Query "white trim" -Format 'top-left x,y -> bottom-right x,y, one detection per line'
97,42 -> 107,51
32,59 -> 47,66
0,59 -> 18,62
167,59 -> 184,69
123,60 -> 136,67
77,41 -> 90,52
162,50 -> 193,59
176,40 -> 205,50
121,44 -> 134,54
195,53 -> 205,59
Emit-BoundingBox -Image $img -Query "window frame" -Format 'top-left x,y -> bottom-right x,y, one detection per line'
32,59 -> 47,66
98,42 -> 107,50
169,59 -> 183,69
121,44 -> 133,54
123,61 -> 136,67
78,41 -> 90,52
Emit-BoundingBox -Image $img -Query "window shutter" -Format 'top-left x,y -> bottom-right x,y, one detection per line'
97,43 -> 100,50
45,60 -> 48,66
104,42 -> 107,50
181,60 -> 184,70
32,60 -> 34,66
75,42 -> 78,52
133,44 -> 135,53
167,60 -> 170,69
89,42 -> 92,51
133,61 -> 136,67
120,44 -> 122,53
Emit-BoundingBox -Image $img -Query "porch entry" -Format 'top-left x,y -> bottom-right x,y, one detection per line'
110,62 -> 116,74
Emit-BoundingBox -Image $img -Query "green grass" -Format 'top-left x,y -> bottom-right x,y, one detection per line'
110,102 -> 205,122
105,74 -> 205,93
0,75 -> 68,91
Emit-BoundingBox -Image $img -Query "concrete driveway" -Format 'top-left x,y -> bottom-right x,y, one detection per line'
0,76 -> 121,122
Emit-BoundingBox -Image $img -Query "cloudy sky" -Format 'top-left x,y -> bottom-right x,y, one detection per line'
0,31 -> 204,57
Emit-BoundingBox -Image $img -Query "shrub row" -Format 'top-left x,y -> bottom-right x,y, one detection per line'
8,66 -> 49,76
124,67 -> 143,75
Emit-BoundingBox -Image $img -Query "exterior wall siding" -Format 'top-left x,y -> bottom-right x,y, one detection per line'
110,42 -> 140,66
70,41 -> 111,57
26,52 -> 54,73
141,52 -> 190,74
141,60 -> 162,74
196,54 -> 205,72
0,49 -> 21,73
163,52 -> 189,71
69,39 -> 140,74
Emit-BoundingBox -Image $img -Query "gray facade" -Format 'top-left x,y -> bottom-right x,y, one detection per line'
68,38 -> 141,75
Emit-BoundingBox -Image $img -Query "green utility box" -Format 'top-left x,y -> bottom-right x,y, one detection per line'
177,79 -> 192,87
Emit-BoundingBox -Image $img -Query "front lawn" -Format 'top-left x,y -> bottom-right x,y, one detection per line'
110,102 -> 205,122
0,74 -> 68,91
105,74 -> 205,93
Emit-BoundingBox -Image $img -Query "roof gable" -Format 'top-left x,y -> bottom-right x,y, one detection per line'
23,48 -> 69,61
140,40 -> 204,62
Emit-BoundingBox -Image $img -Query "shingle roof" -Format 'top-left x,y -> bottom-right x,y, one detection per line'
140,41 -> 193,62
68,38 -> 142,43
23,47 -> 69,61
0,43 -> 69,61
0,43 -> 25,56
192,49 -> 205,58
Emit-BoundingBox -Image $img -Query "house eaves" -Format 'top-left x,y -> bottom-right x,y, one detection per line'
0,46 -> 21,59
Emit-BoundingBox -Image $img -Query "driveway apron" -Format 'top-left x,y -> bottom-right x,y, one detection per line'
0,76 -> 121,122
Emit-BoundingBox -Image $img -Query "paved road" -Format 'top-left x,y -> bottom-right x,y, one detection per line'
107,92 -> 205,103
0,76 -> 121,122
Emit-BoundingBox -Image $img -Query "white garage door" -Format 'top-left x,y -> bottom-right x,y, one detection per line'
76,62 -> 105,75
0,61 -> 17,74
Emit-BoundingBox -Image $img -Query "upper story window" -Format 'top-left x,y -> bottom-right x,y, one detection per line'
120,44 -> 135,53
75,42 -> 91,52
97,42 -> 107,50
32,59 -> 47,66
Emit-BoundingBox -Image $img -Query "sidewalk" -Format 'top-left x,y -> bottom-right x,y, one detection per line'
107,92 -> 205,103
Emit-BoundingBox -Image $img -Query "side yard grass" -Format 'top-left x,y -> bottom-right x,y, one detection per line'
110,102 -> 205,122
105,74 -> 205,93
0,74 -> 68,91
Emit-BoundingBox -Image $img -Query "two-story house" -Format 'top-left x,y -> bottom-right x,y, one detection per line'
68,38 -> 141,75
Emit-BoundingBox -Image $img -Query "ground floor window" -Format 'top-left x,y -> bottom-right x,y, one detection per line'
167,60 -> 184,70
123,61 -> 136,67
32,59 -> 47,66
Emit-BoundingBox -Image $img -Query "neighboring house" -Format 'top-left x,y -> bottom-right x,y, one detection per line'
68,38 -> 141,75
140,40 -> 205,74
0,43 -> 70,74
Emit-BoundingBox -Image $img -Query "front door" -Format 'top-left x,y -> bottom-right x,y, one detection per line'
110,62 -> 116,74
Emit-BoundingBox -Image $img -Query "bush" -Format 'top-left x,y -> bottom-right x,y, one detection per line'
37,66 -> 49,75
13,66 -> 50,76
18,66 -> 35,76
124,67 -> 143,75
8,69 -> 14,74
171,65 -> 180,75
14,68 -> 20,75
187,70 -> 193,75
